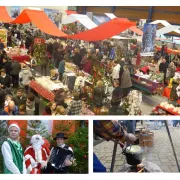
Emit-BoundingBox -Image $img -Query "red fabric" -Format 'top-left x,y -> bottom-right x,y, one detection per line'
129,26 -> 143,36
24,146 -> 50,174
67,18 -> 136,41
0,7 -> 135,41
29,80 -> 55,101
65,10 -> 78,15
2,9 -> 67,37
156,46 -> 180,55
162,87 -> 171,99
24,146 -> 50,160
140,66 -> 149,74
0,6 -> 13,22
83,61 -> 92,74
155,105 -> 180,115
176,67 -> 180,72
11,55 -> 30,63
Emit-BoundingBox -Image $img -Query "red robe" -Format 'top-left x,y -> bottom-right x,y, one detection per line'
24,145 -> 50,174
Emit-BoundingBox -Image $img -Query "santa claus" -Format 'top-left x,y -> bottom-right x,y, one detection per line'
24,134 -> 50,174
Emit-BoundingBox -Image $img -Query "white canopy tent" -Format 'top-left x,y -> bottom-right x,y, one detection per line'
156,25 -> 180,36
150,20 -> 180,35
61,14 -> 97,29
61,13 -> 133,40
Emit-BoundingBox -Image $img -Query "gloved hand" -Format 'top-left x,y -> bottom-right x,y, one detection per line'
125,133 -> 137,145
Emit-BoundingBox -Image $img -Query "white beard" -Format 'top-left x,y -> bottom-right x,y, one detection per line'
32,144 -> 42,152
32,144 -> 43,163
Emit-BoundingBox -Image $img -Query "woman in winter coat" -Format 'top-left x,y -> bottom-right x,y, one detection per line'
111,60 -> 120,81
120,65 -> 132,98
93,80 -> 106,115
166,62 -> 176,83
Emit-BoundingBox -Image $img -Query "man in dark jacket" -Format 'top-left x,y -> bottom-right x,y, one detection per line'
2,56 -> 11,75
53,46 -> 65,69
10,60 -> 21,88
0,69 -> 12,90
72,49 -> 82,68
159,58 -> 168,84
40,54 -> 49,76
13,88 -> 26,108
110,80 -> 123,115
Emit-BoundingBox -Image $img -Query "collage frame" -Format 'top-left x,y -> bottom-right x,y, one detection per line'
1,0 -> 180,178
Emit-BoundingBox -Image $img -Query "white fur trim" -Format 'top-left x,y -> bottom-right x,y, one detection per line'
24,146 -> 33,153
26,165 -> 33,174
42,148 -> 48,158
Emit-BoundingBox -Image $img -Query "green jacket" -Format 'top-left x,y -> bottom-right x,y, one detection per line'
3,139 -> 23,174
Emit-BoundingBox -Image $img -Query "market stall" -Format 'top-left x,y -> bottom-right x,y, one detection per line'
131,71 -> 164,94
5,47 -> 30,62
152,102 -> 180,115
29,63 -> 95,115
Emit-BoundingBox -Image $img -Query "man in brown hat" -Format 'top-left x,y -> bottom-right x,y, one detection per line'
45,132 -> 74,174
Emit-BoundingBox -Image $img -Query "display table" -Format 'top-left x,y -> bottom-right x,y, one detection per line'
5,47 -> 30,63
131,74 -> 163,94
29,78 -> 95,115
30,80 -> 55,102
11,55 -> 30,62
152,105 -> 180,115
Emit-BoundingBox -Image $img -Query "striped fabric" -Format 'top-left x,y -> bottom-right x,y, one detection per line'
93,120 -> 126,142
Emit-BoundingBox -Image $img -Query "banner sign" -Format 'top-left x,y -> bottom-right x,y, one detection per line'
34,38 -> 46,45
140,23 -> 157,56
44,8 -> 59,22
11,6 -> 20,18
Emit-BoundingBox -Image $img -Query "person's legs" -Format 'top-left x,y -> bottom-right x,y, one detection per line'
15,75 -> 19,88
11,75 -> 15,87
55,60 -> 59,69
44,65 -> 47,76
59,73 -> 63,81
41,65 -> 43,75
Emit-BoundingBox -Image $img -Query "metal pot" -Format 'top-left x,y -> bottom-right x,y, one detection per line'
122,145 -> 144,165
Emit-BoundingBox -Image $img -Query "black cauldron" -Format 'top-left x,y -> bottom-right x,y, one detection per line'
122,145 -> 144,165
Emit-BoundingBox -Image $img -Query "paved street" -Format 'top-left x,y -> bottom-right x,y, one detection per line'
94,121 -> 180,172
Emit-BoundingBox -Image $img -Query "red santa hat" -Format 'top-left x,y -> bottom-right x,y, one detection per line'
8,123 -> 20,133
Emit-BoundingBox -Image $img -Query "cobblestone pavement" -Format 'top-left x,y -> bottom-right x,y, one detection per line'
94,121 -> 180,172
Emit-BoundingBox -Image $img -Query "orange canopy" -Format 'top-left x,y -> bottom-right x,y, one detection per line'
65,10 -> 78,15
68,18 -> 136,41
0,6 -> 13,22
119,18 -> 143,36
0,7 -> 136,41
11,9 -> 67,37
129,26 -> 143,36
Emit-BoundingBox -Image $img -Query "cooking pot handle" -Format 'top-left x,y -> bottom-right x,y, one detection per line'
122,147 -> 127,155
122,145 -> 132,155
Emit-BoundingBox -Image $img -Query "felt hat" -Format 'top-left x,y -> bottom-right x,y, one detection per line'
53,132 -> 68,140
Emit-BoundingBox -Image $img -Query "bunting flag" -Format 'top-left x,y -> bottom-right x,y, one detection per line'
0,7 -> 135,41
65,10 -> 78,15
62,14 -> 97,29
105,13 -> 143,36
67,18 -> 136,41
0,6 -> 13,22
